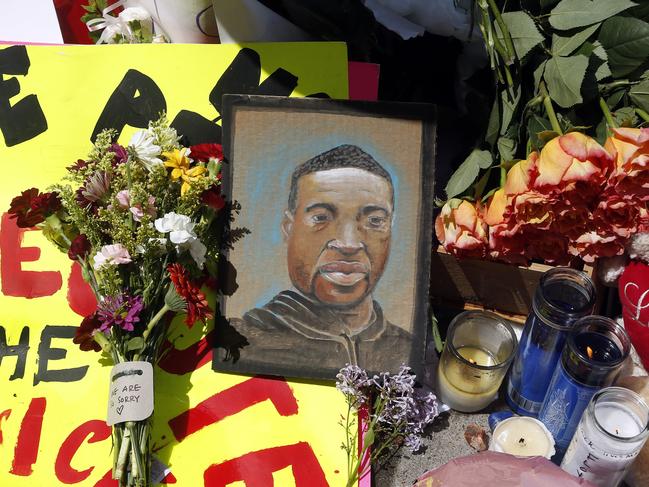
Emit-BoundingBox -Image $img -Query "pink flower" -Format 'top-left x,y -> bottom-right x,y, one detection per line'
93,244 -> 132,270
115,190 -> 156,222
435,200 -> 488,258
605,127 -> 649,201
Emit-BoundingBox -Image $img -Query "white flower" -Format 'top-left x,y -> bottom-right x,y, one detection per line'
155,212 -> 206,268
93,244 -> 132,270
155,212 -> 196,242
119,7 -> 150,23
129,130 -> 162,170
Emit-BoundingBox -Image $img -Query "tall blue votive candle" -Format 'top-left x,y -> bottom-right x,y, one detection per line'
506,268 -> 595,416
538,316 -> 630,461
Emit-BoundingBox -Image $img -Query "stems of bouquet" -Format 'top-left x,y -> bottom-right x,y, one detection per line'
540,82 -> 563,135
599,97 -> 618,130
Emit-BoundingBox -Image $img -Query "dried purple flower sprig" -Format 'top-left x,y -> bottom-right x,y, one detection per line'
336,364 -> 440,487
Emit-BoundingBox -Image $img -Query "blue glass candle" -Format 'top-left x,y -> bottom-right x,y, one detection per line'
506,268 -> 595,416
538,316 -> 630,461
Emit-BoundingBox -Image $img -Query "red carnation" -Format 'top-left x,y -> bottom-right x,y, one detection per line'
190,143 -> 223,162
201,185 -> 226,211
68,234 -> 92,260
167,263 -> 213,328
73,313 -> 103,352
8,188 -> 62,228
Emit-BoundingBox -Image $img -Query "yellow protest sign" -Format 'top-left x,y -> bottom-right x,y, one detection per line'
0,43 -> 349,487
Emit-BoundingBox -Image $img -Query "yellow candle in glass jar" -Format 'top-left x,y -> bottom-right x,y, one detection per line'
436,312 -> 518,413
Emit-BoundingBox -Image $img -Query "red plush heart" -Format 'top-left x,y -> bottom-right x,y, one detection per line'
619,261 -> 649,369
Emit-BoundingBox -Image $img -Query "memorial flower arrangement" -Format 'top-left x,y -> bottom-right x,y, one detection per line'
82,0 -> 168,44
336,364 -> 440,487
7,115 -> 224,487
437,0 -> 649,266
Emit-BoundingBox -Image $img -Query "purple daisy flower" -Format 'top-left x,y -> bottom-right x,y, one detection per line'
97,293 -> 144,332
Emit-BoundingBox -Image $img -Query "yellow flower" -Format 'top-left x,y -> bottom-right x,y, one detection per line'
163,148 -> 207,195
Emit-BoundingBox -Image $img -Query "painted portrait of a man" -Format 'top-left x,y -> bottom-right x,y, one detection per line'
214,96 -> 435,380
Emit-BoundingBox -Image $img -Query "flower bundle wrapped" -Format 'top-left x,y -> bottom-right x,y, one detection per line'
336,364 -> 439,487
8,116 -> 224,486
436,0 -> 649,266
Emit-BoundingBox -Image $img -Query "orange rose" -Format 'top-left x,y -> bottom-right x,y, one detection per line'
569,231 -> 626,263
605,127 -> 649,201
435,200 -> 488,258
534,132 -> 613,195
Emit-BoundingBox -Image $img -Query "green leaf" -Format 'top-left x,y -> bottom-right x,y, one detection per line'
550,0 -> 637,30
533,60 -> 547,91
592,42 -> 612,80
552,23 -> 601,56
538,130 -> 561,143
445,150 -> 493,199
126,337 -> 144,352
363,427 -> 375,448
501,87 -> 521,134
630,79 -> 649,111
528,115 -> 553,150
544,55 -> 589,108
486,99 -> 500,147
607,89 -> 626,108
431,314 -> 444,354
497,137 -> 517,161
498,12 -> 545,60
600,17 -> 649,77
614,106 -> 639,126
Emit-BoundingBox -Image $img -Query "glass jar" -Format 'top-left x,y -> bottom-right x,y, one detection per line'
437,310 -> 517,412
561,387 -> 649,487
538,316 -> 630,459
506,267 -> 595,416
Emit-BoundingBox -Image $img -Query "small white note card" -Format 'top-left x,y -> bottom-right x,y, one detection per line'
107,361 -> 154,426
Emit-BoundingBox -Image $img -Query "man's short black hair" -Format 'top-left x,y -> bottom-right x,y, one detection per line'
288,144 -> 393,212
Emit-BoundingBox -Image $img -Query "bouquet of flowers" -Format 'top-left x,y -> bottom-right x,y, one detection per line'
82,0 -> 168,44
436,0 -> 649,266
8,115 -> 224,486
336,364 -> 440,487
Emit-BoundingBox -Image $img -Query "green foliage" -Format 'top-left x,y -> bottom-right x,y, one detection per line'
630,78 -> 649,111
544,55 -> 589,108
549,0 -> 637,31
599,17 -> 649,77
499,12 -> 545,60
444,0 -> 649,207
445,150 -> 493,199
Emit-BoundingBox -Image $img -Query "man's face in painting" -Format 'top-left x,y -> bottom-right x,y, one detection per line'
282,167 -> 393,307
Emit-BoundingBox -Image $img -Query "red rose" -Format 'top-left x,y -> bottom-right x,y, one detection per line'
190,143 -> 223,162
68,234 -> 91,260
592,191 -> 639,238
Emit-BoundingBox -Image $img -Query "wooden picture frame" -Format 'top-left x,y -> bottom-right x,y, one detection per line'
213,95 -> 436,380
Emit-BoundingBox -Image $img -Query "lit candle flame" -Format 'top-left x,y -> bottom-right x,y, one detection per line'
586,346 -> 593,359
469,358 -> 476,365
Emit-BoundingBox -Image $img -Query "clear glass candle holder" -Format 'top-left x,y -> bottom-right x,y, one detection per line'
561,387 -> 649,487
436,310 -> 517,412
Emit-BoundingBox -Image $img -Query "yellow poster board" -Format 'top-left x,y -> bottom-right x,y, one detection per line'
0,43 -> 349,487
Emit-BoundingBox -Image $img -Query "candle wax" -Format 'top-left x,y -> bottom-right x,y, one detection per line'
595,403 -> 643,438
491,417 -> 555,458
437,347 -> 500,412
561,402 -> 648,487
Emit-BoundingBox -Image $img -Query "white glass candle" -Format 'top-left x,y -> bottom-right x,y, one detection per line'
436,311 -> 517,412
561,387 -> 649,487
490,416 -> 555,458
